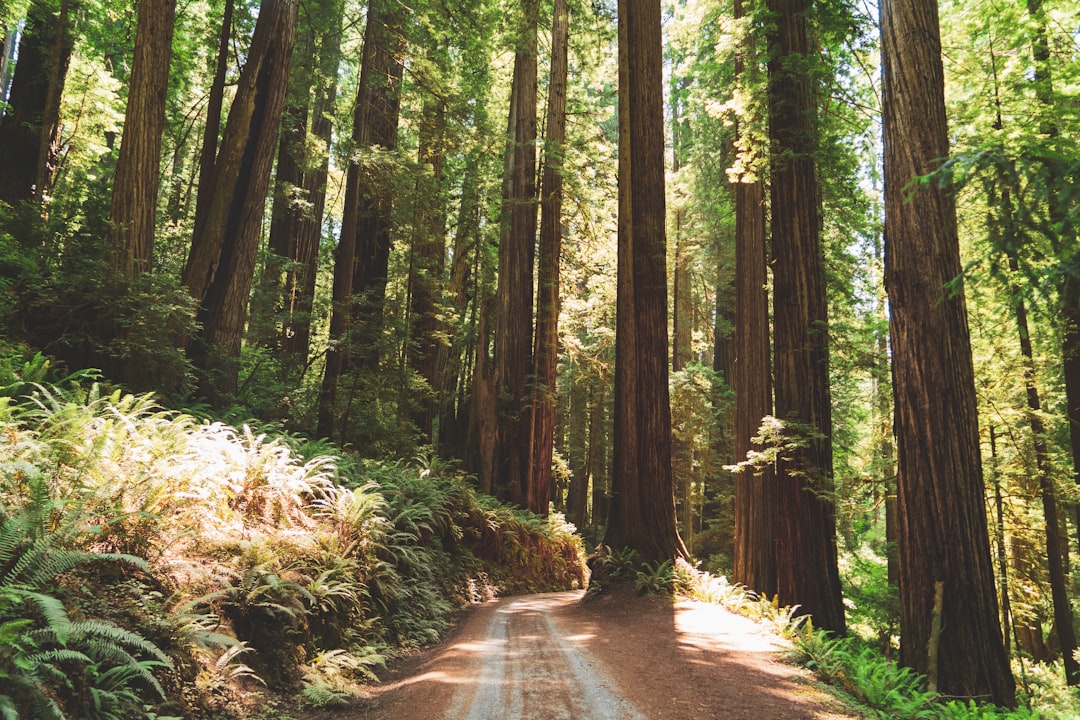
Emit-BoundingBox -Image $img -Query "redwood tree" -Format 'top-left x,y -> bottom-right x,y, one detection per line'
526,0 -> 569,516
317,0 -> 405,439
0,0 -> 75,206
182,0 -> 299,404
109,0 -> 176,279
603,0 -> 684,565
881,0 -> 1015,705
766,0 -> 845,635
730,0 -> 776,600
493,0 -> 539,503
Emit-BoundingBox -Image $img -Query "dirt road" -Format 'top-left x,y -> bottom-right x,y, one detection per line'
348,590 -> 857,720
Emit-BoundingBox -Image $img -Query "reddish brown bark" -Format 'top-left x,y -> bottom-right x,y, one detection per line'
603,0 -> 685,565
317,0 -> 404,438
526,0 -> 568,516
881,0 -> 1015,704
109,0 -> 177,278
766,0 -> 845,634
0,0 -> 75,206
493,0 -> 539,504
183,0 -> 299,404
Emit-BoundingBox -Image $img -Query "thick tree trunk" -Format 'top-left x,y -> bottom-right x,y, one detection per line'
730,0 -> 776,600
349,0 -> 405,374
603,0 -> 685,565
766,0 -> 845,634
253,21 -> 313,349
317,0 -> 404,438
880,0 -> 1015,705
408,88 -> 447,440
183,0 -> 298,405
567,367 -> 589,528
109,0 -> 176,279
0,0 -> 75,206
189,0 -> 234,257
493,0 -> 539,504
526,0 -> 568,516
281,1 -> 341,367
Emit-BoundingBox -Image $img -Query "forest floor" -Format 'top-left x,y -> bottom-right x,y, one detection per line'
299,588 -> 861,719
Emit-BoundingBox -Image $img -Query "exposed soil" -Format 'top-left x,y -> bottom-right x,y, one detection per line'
302,589 -> 859,719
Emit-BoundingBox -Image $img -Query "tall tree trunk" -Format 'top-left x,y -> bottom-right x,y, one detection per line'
190,0 -> 235,251
880,0 -> 1015,705
766,0 -> 844,634
439,142 -> 484,455
986,42 -> 1079,680
0,0 -> 75,206
281,0 -> 341,368
730,0 -> 776,599
252,19 -> 314,349
317,0 -> 404,439
567,366 -> 589,528
671,35 -> 694,552
109,0 -> 176,279
493,0 -> 539,503
603,0 -> 685,565
408,80 -> 447,440
349,0 -> 405,375
183,0 -> 298,405
1010,264 -> 1079,683
526,0 -> 568,515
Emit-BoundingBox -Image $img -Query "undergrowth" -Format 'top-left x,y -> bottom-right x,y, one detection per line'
0,346 -> 586,718
673,560 -> 1075,720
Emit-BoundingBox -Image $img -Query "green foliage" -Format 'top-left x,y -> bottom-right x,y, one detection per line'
0,485 -> 171,720
634,559 -> 676,595
0,365 -> 587,712
791,625 -> 1053,719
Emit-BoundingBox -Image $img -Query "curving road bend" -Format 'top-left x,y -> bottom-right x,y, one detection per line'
442,593 -> 645,720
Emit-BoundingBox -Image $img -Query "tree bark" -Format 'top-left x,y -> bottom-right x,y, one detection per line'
730,0 -> 776,600
189,0 -> 235,255
603,0 -> 685,565
109,0 -> 176,279
766,0 -> 845,634
348,0 -> 405,374
880,0 -> 1015,705
408,81 -> 447,440
526,0 -> 568,516
317,0 -> 404,439
183,0 -> 299,405
493,0 -> 539,504
0,0 -> 75,206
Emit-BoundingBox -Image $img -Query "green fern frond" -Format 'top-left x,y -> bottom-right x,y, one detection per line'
0,696 -> 18,720
5,587 -> 72,644
94,659 -> 169,700
25,648 -> 94,666
69,620 -> 173,665
0,513 -> 28,568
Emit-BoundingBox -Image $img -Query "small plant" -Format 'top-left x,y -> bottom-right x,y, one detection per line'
586,545 -> 639,594
300,646 -> 385,708
634,559 -> 676,595
0,486 -> 172,720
